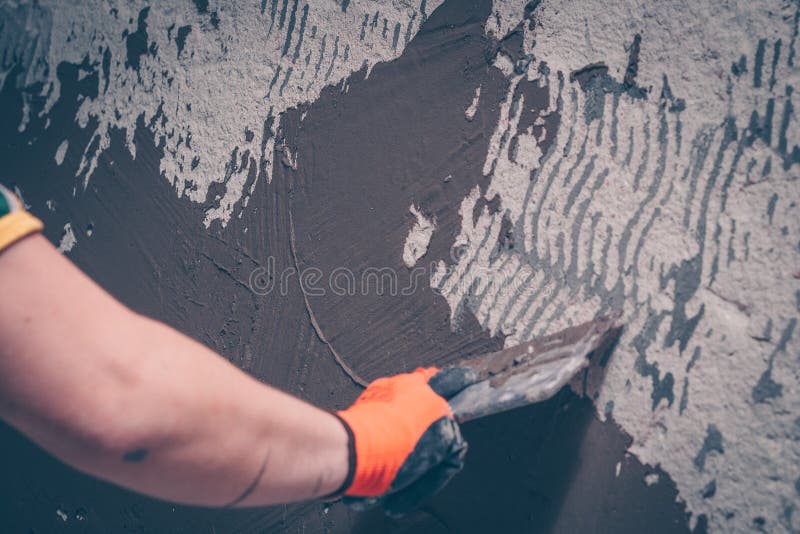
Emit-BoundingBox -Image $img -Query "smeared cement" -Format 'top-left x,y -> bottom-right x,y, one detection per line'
402,204 -> 435,267
56,221 -> 76,253
54,139 -> 68,165
465,84 -> 481,120
1,0 -> 440,226
425,1 -> 800,531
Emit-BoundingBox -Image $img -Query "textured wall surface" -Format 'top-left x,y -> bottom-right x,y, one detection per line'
433,2 -> 800,532
0,0 -> 798,532
2,0 -> 441,225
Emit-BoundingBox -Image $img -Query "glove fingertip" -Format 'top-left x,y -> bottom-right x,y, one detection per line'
428,366 -> 479,398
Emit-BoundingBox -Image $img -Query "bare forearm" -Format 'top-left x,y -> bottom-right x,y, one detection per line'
0,235 -> 348,506
42,315 -> 349,507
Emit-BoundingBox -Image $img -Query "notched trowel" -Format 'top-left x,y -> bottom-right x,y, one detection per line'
430,312 -> 623,422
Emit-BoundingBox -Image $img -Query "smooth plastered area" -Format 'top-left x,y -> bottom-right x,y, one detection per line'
1,0 -> 798,532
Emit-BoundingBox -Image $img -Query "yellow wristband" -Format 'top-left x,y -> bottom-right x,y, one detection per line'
0,185 -> 44,253
0,210 -> 44,252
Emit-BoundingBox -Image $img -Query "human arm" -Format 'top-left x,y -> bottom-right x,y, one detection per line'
0,233 -> 350,506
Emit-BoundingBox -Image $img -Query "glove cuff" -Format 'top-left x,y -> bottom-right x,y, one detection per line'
0,185 -> 43,253
323,412 -> 357,500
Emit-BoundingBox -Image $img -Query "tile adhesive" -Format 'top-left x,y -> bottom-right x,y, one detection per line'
2,0 -> 800,532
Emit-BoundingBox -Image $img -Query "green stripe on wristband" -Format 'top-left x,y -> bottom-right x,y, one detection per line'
0,185 -> 17,217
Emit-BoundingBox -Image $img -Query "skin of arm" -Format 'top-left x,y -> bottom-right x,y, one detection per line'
0,234 -> 349,507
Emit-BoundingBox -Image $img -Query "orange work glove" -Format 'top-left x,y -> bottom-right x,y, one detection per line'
333,367 -> 473,516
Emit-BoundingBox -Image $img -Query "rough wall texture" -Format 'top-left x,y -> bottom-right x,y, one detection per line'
2,0 -> 441,226
0,0 -> 798,532
435,2 -> 800,532
434,2 -> 800,531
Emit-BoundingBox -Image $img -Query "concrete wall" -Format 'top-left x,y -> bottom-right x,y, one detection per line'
0,0 -> 798,532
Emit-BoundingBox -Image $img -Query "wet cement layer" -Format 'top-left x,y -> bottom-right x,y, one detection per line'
0,1 -> 696,532
276,0 -> 508,382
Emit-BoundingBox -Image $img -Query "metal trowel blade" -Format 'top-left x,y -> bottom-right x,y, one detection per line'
445,313 -> 623,423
